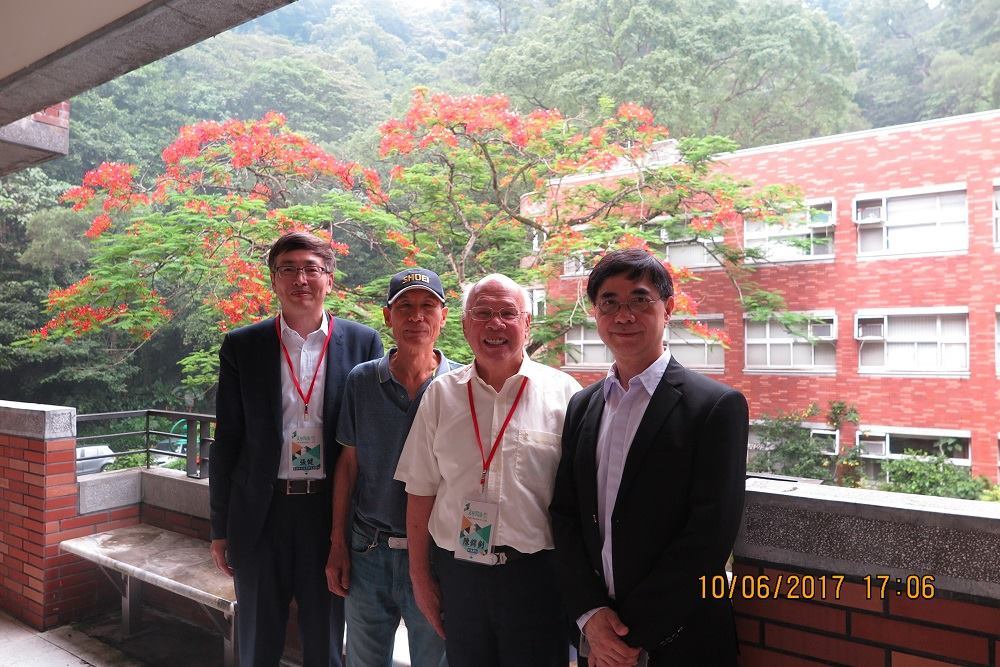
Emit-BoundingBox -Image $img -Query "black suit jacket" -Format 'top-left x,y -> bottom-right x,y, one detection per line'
550,358 -> 748,662
209,315 -> 383,567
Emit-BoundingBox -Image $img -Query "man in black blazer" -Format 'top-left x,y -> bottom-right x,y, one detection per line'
210,232 -> 383,666
550,249 -> 748,666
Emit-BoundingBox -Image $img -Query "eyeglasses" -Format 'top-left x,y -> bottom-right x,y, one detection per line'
274,265 -> 330,279
595,296 -> 661,316
466,307 -> 525,322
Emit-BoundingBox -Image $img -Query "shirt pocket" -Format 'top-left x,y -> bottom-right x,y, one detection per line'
512,429 -> 563,500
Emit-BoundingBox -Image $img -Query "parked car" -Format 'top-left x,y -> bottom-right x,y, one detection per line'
152,435 -> 187,466
76,445 -> 116,475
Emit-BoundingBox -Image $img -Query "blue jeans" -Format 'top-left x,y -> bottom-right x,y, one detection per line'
345,523 -> 447,667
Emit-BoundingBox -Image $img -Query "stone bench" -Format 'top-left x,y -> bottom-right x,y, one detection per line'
60,524 -> 238,666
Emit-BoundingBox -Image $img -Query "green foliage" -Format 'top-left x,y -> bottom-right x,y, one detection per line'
106,452 -> 149,471
747,401 -> 859,483
828,0 -> 1000,126
880,441 -> 992,500
481,0 -> 862,147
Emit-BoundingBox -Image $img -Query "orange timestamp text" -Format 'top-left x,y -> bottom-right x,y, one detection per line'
700,574 -> 847,600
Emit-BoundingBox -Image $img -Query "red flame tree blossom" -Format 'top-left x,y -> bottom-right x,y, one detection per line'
29,94 -> 804,388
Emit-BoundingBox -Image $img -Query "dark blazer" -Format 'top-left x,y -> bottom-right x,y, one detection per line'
210,315 -> 383,567
550,358 -> 748,663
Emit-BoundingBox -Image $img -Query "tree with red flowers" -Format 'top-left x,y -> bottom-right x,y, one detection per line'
25,94 -> 805,391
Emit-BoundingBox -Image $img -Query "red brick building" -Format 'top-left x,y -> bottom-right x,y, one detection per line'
549,110 -> 1000,483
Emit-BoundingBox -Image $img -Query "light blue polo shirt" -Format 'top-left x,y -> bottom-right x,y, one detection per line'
336,348 -> 459,535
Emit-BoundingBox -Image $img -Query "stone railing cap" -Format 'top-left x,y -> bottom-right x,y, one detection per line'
0,400 -> 76,440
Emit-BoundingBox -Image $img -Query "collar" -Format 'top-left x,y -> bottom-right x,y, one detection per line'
278,310 -> 330,343
378,348 -> 449,384
603,349 -> 672,399
454,354 -> 544,388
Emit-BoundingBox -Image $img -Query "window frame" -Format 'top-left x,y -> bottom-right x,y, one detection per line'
743,311 -> 837,374
562,318 -> 613,368
853,184 -> 968,258
666,314 -> 725,373
743,198 -> 835,264
854,307 -> 969,377
855,425 -> 972,467
993,184 -> 1000,248
527,287 -> 546,318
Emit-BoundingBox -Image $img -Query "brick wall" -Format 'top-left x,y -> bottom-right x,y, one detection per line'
0,401 -> 138,629
550,111 -> 1000,481
30,102 -> 70,129
735,478 -> 1000,667
734,561 -> 1000,666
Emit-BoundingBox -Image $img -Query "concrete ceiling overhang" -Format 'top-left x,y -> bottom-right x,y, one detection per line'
0,0 -> 296,127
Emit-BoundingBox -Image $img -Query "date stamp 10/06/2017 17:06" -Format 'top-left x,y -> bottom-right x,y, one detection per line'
699,574 -> 937,601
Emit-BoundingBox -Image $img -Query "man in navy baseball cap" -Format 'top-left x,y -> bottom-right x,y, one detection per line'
327,265 -> 454,667
386,268 -> 446,306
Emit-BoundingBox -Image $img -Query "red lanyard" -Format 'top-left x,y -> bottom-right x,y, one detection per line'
467,376 -> 528,489
276,314 -> 335,418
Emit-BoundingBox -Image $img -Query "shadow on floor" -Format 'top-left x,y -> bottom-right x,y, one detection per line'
73,607 -> 223,667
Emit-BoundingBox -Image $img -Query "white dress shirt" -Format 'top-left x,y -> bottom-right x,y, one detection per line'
395,357 -> 581,554
277,312 -> 329,480
579,349 -> 671,629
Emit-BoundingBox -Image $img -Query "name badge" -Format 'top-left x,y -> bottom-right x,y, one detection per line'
454,499 -> 498,565
288,425 -> 323,472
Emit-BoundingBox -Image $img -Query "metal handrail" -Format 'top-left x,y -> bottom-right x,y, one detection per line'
76,409 -> 216,479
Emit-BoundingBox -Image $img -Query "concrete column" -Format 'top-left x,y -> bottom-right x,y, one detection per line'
0,400 -> 137,629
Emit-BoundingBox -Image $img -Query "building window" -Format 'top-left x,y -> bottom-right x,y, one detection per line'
564,321 -> 613,366
856,311 -> 968,374
528,288 -> 545,318
745,315 -> 836,372
994,187 -> 1000,246
565,317 -> 725,369
664,241 -> 721,268
562,255 -> 588,276
667,317 -> 724,371
744,201 -> 834,262
996,310 -> 1000,376
855,189 -> 967,256
857,427 -> 971,480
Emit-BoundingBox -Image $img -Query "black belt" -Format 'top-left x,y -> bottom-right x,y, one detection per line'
355,520 -> 408,549
492,545 -> 532,564
275,478 -> 328,495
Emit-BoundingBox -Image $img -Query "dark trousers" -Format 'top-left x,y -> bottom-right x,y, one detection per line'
432,544 -> 567,667
233,492 -> 343,667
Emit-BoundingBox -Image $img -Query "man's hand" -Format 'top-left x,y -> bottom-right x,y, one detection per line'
325,539 -> 351,596
210,539 -> 233,577
583,608 -> 641,667
411,570 -> 446,639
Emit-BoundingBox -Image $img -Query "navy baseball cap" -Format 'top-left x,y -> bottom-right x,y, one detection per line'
386,268 -> 446,305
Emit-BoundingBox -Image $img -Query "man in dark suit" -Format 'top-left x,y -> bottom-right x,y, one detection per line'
550,248 -> 749,666
210,231 -> 383,667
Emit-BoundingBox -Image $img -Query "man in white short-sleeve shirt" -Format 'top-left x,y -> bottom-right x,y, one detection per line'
395,273 -> 581,667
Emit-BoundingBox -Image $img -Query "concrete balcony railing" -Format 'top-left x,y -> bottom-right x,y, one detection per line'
0,400 -> 998,665
734,477 -> 1000,665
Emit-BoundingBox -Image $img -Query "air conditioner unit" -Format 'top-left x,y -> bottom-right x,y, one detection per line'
857,323 -> 883,339
807,206 -> 834,228
809,321 -> 835,339
858,435 -> 886,457
855,205 -> 884,225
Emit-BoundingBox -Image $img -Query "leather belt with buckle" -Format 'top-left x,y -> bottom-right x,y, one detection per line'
491,545 -> 531,565
355,520 -> 408,550
276,478 -> 328,495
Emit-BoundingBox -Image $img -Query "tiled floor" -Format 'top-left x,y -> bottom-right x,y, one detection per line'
0,610 -> 136,667
0,609 -> 413,667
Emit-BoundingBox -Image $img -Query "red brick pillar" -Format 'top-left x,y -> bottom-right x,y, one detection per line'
0,401 -> 135,629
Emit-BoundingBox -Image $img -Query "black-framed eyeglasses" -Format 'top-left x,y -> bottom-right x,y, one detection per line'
467,306 -> 525,322
595,296 -> 661,316
274,265 -> 330,279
